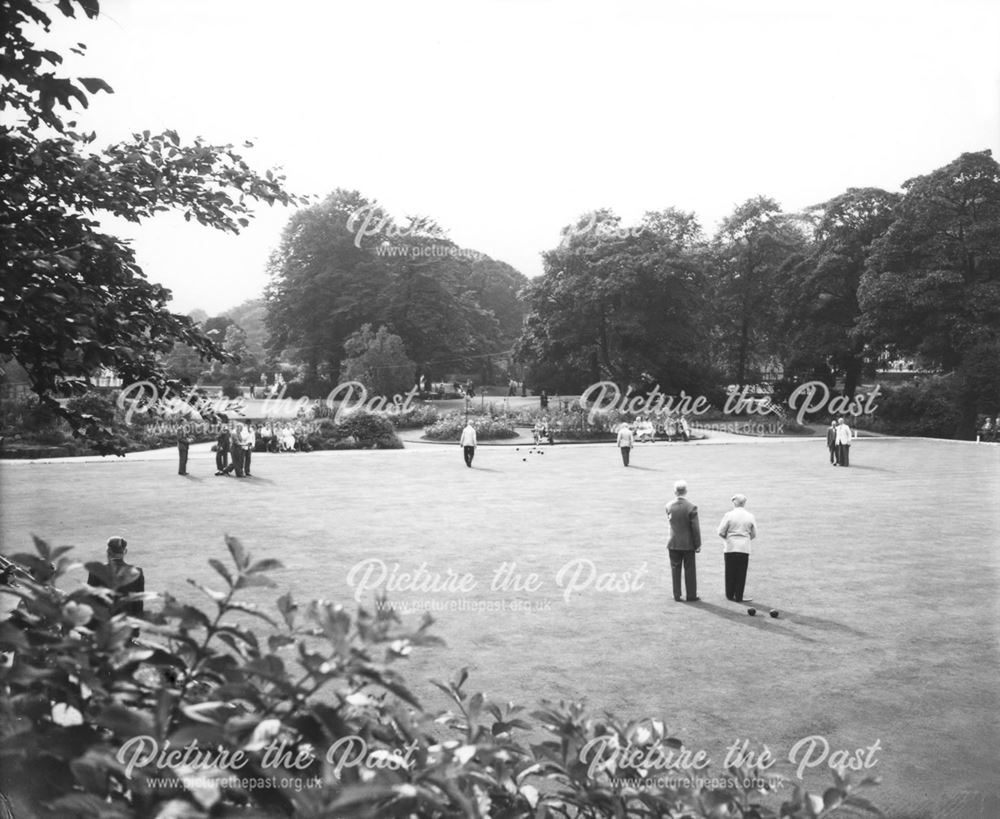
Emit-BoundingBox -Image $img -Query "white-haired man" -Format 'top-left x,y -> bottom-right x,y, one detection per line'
460,420 -> 478,468
666,480 -> 701,602
835,417 -> 853,467
717,494 -> 758,602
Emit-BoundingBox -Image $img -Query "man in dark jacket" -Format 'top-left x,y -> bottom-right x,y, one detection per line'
215,425 -> 231,475
666,480 -> 702,602
87,537 -> 145,616
826,420 -> 838,465
176,425 -> 192,475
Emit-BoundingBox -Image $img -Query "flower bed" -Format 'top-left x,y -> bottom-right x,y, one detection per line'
423,412 -> 518,441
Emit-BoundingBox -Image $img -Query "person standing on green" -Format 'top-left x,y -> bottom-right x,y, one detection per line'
616,422 -> 635,467
666,480 -> 702,602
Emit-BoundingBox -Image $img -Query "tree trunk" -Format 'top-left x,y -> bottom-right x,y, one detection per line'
843,355 -> 862,398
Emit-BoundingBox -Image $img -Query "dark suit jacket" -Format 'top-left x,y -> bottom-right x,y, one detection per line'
666,496 -> 701,551
826,427 -> 837,449
88,561 -> 145,616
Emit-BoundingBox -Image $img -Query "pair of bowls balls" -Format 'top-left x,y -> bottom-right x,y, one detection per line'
747,608 -> 779,618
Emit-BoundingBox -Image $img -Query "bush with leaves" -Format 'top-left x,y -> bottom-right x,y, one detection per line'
0,390 -> 223,458
423,412 -> 518,441
0,537 -> 884,818
852,376 -> 960,438
303,411 -> 403,450
387,404 -> 440,430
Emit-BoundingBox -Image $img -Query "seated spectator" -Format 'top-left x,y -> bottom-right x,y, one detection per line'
293,424 -> 312,452
635,416 -> 656,442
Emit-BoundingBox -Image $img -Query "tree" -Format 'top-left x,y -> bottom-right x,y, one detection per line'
265,190 -> 520,389
375,253 -> 499,380
778,188 -> 899,396
265,190 -> 388,390
516,208 -> 712,393
340,324 -> 415,397
708,197 -> 805,384
223,298 -> 268,361
0,0 -> 303,453
859,150 -> 1000,436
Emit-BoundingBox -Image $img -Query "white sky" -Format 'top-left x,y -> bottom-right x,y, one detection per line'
41,0 -> 1000,314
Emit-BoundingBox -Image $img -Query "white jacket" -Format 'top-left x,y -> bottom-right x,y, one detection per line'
459,425 -> 477,447
717,508 -> 758,554
835,423 -> 853,445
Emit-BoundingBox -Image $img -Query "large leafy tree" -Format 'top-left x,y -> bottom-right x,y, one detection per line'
708,197 -> 805,384
265,190 -> 519,389
516,208 -> 710,393
265,190 -> 384,389
859,150 -> 1000,436
778,188 -> 899,396
1,0 -> 303,453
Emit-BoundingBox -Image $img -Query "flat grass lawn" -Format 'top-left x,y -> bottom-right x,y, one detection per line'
2,437 -> 999,817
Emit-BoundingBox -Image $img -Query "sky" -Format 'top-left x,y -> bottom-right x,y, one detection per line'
38,0 -> 1000,315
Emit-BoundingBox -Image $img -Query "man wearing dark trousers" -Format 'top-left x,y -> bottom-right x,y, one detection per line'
459,420 -> 477,467
176,425 -> 192,475
215,425 -> 230,475
666,479 -> 701,602
826,420 -> 838,465
617,422 -> 634,467
242,423 -> 256,477
835,417 -> 853,467
223,422 -> 247,477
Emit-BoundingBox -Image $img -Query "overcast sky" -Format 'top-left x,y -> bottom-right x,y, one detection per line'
45,0 -> 1000,315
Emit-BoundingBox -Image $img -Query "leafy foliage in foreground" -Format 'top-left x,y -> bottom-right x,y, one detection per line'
1,0 -> 305,454
0,538 -> 882,817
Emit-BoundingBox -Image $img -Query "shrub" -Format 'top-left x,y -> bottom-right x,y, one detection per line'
423,412 -> 518,441
388,404 -> 440,429
0,537 -> 883,817
65,392 -> 118,427
0,395 -> 61,433
302,412 -> 403,450
854,376 -> 960,438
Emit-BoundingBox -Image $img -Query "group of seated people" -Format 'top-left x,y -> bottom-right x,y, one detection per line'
250,422 -> 312,453
623,413 -> 692,442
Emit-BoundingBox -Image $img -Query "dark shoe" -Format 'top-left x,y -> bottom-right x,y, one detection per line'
687,597 -> 701,602
674,597 -> 683,602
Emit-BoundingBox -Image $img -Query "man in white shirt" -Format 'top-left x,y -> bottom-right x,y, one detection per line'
239,423 -> 257,477
717,494 -> 758,602
835,417 -> 853,467
616,422 -> 635,467
459,420 -> 477,468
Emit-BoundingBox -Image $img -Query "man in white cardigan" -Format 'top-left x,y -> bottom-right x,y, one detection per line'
459,420 -> 478,468
835,417 -> 854,467
717,494 -> 757,602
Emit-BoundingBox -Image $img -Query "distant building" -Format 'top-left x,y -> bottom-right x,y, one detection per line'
1,358 -> 122,401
